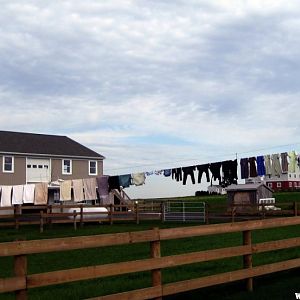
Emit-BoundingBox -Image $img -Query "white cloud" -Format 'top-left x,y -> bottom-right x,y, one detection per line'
1,0 -> 300,197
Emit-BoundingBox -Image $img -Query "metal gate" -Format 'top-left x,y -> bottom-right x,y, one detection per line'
163,201 -> 205,222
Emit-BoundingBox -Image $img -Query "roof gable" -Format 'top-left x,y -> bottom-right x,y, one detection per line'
0,131 -> 104,159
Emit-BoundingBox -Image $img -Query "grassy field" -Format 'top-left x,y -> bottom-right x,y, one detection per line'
0,192 -> 299,299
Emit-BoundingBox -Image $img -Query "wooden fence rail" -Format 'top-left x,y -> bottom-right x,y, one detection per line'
0,217 -> 299,299
0,202 -> 299,232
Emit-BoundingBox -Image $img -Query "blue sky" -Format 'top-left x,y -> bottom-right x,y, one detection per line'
1,1 -> 300,198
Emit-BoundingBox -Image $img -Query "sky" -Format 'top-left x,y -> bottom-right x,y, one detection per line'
1,1 -> 300,198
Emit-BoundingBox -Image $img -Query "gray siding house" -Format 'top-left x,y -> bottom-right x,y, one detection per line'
0,131 -> 104,186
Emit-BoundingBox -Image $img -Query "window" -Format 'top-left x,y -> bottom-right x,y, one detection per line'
3,156 -> 14,173
289,182 -> 293,187
89,160 -> 98,175
267,183 -> 273,188
62,159 -> 72,175
38,165 -> 43,169
277,182 -> 282,188
294,182 -> 298,187
27,164 -> 31,168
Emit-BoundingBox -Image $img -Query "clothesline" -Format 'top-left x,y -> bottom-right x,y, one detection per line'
105,141 -> 300,172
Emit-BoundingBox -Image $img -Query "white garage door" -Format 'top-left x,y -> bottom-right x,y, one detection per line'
26,158 -> 51,183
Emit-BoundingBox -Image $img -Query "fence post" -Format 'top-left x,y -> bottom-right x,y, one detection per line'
150,227 -> 162,300
161,203 -> 165,223
294,202 -> 298,216
243,230 -> 253,292
109,204 -> 113,225
135,202 -> 139,225
14,251 -> 28,300
80,205 -> 84,227
205,203 -> 209,224
49,205 -> 53,228
40,211 -> 44,233
73,210 -> 77,231
15,205 -> 21,230
231,204 -> 235,223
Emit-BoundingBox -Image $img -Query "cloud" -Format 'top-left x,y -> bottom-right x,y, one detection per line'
1,1 -> 300,197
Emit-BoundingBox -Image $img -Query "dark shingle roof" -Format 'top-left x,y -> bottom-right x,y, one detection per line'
0,131 -> 104,159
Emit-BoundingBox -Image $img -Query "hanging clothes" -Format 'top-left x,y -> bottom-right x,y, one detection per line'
281,152 -> 288,174
221,160 -> 238,187
131,173 -> 146,186
0,186 -> 12,207
172,168 -> 182,181
96,175 -> 109,205
288,151 -> 297,173
60,180 -> 72,201
240,158 -> 249,179
271,154 -> 281,177
108,176 -> 121,191
196,164 -> 210,183
182,166 -> 196,185
154,170 -> 163,175
210,162 -> 222,184
34,183 -> 48,205
256,156 -> 266,176
72,179 -> 84,202
264,155 -> 272,176
248,157 -> 257,177
145,171 -> 154,176
83,178 -> 97,200
119,174 -> 132,188
23,184 -> 35,204
163,169 -> 172,177
12,185 -> 24,205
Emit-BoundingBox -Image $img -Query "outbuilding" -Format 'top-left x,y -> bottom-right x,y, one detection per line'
226,183 -> 273,212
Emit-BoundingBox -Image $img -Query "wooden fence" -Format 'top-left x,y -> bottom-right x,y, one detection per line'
0,202 -> 299,232
0,216 -> 299,299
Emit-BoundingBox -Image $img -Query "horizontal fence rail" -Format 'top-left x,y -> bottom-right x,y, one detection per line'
0,216 -> 299,299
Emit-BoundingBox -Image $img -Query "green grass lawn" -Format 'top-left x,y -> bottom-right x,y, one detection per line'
0,216 -> 299,300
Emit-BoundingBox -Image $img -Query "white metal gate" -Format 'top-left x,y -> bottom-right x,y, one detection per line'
163,201 -> 205,222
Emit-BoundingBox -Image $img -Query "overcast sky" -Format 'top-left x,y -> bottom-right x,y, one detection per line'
1,1 -> 300,198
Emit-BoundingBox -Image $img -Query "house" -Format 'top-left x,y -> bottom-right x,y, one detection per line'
226,183 -> 273,212
262,171 -> 300,191
0,130 -> 104,186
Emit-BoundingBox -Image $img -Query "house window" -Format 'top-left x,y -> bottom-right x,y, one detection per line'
277,182 -> 282,188
3,156 -> 14,173
267,183 -> 272,188
62,159 -> 72,175
294,182 -> 298,187
89,160 -> 98,175
289,182 -> 293,187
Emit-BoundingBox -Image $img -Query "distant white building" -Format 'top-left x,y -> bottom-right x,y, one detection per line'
207,185 -> 226,195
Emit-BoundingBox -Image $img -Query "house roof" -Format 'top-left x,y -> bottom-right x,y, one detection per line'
226,183 -> 273,193
0,131 -> 104,159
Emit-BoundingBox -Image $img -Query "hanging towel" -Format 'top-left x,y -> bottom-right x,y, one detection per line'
34,183 -> 48,205
256,156 -> 266,176
271,154 -> 281,177
288,151 -> 297,173
264,155 -> 272,176
23,184 -> 35,204
119,174 -> 131,188
108,176 -> 120,191
249,157 -> 257,177
0,186 -> 12,207
132,173 -> 146,186
83,178 -> 97,200
60,180 -> 72,201
72,179 -> 84,202
96,175 -> 109,196
240,158 -> 249,179
281,152 -> 288,174
12,185 -> 24,205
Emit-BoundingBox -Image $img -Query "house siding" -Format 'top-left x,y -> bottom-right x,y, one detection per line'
51,158 -> 103,181
0,155 -> 26,185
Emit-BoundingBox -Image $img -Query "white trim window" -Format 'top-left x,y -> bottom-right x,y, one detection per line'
89,160 -> 98,175
62,159 -> 72,175
277,182 -> 282,188
3,156 -> 14,173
